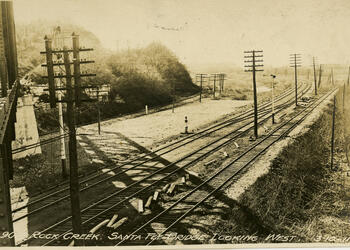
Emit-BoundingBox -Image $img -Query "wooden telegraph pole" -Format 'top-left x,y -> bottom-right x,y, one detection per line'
290,54 -> 301,107
172,80 -> 175,113
313,57 -> 317,95
343,83 -> 346,114
271,74 -> 276,124
196,73 -> 207,103
244,50 -> 264,139
347,66 -> 350,86
52,27 -> 67,178
330,96 -> 336,169
63,46 -> 83,239
318,64 -> 323,88
218,73 -> 226,97
212,73 -> 217,99
42,33 -> 96,246
221,73 -> 226,92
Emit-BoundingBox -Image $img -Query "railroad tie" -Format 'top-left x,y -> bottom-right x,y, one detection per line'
138,199 -> 144,213
90,219 -> 110,233
153,191 -> 159,201
110,217 -> 128,229
162,183 -> 170,192
145,196 -> 153,208
107,214 -> 119,227
167,183 -> 176,195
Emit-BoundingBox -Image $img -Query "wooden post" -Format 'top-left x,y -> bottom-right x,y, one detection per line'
172,80 -> 175,113
219,74 -> 222,97
343,83 -> 346,114
199,74 -> 202,103
244,50 -> 263,139
44,37 -> 56,108
52,27 -> 67,179
271,74 -> 276,124
330,96 -> 336,169
96,86 -> 101,135
72,33 -> 81,106
313,57 -> 317,95
252,52 -> 258,138
213,74 -> 216,99
294,55 -> 298,106
318,64 -> 322,88
63,47 -> 83,244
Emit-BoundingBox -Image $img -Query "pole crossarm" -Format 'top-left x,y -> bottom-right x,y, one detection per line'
244,60 -> 263,63
245,64 -> 264,67
41,60 -> 95,67
244,55 -> 263,58
245,69 -> 264,72
42,73 -> 96,78
244,50 -> 263,53
40,48 -> 93,54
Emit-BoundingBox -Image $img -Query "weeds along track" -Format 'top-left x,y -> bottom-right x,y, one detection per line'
114,87 -> 337,247
17,84 -> 311,246
12,84 -> 308,223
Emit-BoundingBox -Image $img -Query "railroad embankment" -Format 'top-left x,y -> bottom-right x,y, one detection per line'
221,88 -> 350,243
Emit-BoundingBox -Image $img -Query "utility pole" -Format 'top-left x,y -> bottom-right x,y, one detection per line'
343,83 -> 346,114
347,66 -> 350,86
172,80 -> 175,113
91,85 -> 109,134
218,73 -> 226,96
52,26 -> 67,179
244,50 -> 264,139
331,68 -> 334,86
42,33 -> 96,246
313,57 -> 317,95
271,74 -> 276,124
63,47 -> 83,241
289,54 -> 301,107
72,33 -> 81,106
330,96 -> 336,170
97,86 -> 101,134
218,73 -> 222,97
212,73 -> 217,99
221,73 -> 226,92
196,73 -> 207,103
318,64 -> 322,88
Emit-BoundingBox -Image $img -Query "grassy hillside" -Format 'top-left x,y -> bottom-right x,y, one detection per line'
16,21 -> 198,133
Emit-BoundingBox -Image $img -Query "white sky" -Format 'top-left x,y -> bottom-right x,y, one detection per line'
12,0 -> 350,67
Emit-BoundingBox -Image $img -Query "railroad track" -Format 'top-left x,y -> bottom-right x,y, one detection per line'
12,84 -> 308,223
114,87 -> 337,246
17,84 -> 311,246
14,84 -> 298,198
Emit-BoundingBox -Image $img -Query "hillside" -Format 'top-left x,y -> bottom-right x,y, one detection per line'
15,21 -> 199,133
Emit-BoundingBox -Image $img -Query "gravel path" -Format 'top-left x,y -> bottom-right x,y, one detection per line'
79,98 -> 252,148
